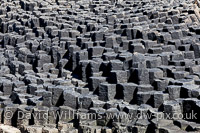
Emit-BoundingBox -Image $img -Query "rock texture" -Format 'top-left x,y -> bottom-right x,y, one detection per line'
0,0 -> 200,132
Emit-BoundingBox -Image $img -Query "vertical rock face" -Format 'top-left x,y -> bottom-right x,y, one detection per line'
0,0 -> 200,132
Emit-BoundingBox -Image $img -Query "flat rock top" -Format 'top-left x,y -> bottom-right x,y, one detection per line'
0,124 -> 21,133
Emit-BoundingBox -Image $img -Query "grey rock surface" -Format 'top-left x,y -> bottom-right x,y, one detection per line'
0,0 -> 200,132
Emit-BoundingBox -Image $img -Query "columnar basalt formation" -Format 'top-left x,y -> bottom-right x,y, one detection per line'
0,0 -> 200,132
